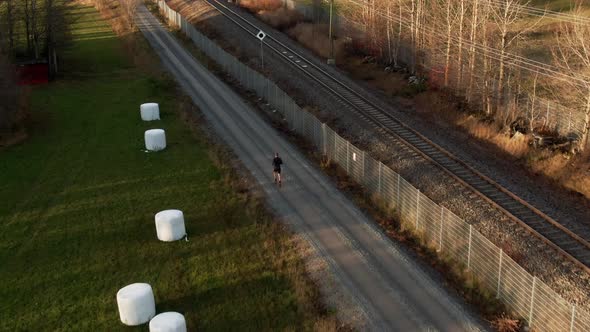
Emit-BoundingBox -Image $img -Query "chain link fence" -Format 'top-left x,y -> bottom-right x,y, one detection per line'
156,2 -> 589,330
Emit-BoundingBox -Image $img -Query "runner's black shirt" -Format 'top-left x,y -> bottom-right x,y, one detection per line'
273,157 -> 283,171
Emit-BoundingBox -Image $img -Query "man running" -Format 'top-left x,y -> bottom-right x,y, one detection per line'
272,152 -> 283,186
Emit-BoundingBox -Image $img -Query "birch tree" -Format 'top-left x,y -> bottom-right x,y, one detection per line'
528,72 -> 540,133
440,0 -> 459,87
455,0 -> 467,88
466,0 -> 484,103
552,3 -> 590,151
490,0 -> 541,109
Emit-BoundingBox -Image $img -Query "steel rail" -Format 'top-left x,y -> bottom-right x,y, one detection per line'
201,0 -> 590,273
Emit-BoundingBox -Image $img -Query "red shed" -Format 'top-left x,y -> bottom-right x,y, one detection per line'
16,60 -> 49,85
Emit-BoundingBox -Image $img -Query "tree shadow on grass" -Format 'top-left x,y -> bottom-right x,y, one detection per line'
156,275 -> 301,331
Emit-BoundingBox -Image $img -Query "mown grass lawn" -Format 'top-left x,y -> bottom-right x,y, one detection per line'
0,5 -> 320,331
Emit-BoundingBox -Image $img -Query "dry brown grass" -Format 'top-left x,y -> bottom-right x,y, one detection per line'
456,116 -> 530,159
529,150 -> 569,177
238,1 -> 345,60
528,150 -> 590,200
313,316 -> 339,331
491,314 -> 520,332
286,23 -> 346,60
87,0 -> 127,34
413,91 -> 590,200
87,0 -> 162,76
90,0 -> 138,31
239,0 -> 282,12
563,168 -> 590,200
499,240 -> 524,266
258,7 -> 302,30
334,51 -> 587,201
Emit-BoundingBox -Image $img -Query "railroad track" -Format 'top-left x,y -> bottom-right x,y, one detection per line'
202,0 -> 590,272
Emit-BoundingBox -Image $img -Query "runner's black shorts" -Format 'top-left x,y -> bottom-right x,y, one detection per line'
274,168 -> 281,174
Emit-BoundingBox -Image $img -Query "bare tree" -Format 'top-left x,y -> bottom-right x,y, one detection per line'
0,51 -> 19,131
528,71 -> 540,133
396,0 -> 402,66
24,0 -> 31,53
45,0 -> 70,77
552,3 -> 590,151
466,0 -> 484,103
0,0 -> 17,52
19,0 -> 45,59
31,0 -> 41,59
386,1 -> 392,64
439,0 -> 460,87
490,0 -> 542,109
407,0 -> 426,73
455,0 -> 467,88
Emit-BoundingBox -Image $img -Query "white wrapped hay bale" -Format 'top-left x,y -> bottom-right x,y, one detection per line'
155,210 -> 186,242
145,129 -> 166,151
116,283 -> 156,326
140,103 -> 160,121
149,312 -> 187,332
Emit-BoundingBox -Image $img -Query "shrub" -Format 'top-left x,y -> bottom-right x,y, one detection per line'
491,314 -> 520,332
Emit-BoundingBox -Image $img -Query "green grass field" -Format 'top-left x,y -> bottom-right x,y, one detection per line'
0,5 -> 322,331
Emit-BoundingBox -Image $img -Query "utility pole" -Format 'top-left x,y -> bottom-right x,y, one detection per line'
327,0 -> 335,65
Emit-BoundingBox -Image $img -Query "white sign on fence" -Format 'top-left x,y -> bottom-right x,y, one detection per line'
256,31 -> 266,41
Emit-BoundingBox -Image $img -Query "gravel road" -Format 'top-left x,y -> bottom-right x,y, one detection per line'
136,5 -> 488,330
162,0 -> 590,309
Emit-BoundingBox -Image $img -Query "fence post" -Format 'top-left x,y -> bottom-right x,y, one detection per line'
279,89 -> 285,113
396,173 -> 401,209
377,162 -> 382,196
569,305 -> 576,332
275,85 -> 279,118
415,190 -> 420,230
334,133 -> 337,162
496,249 -> 503,299
322,123 -> 327,155
290,101 -> 297,130
438,206 -> 444,252
528,277 -> 537,327
292,98 -> 296,123
467,225 -> 472,270
281,93 -> 289,119
346,141 -> 350,174
293,102 -> 297,131
361,152 -> 365,180
316,120 -> 321,149
288,100 -> 301,130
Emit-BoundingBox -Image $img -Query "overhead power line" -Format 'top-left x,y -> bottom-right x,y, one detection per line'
486,0 -> 590,25
342,0 -> 590,87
